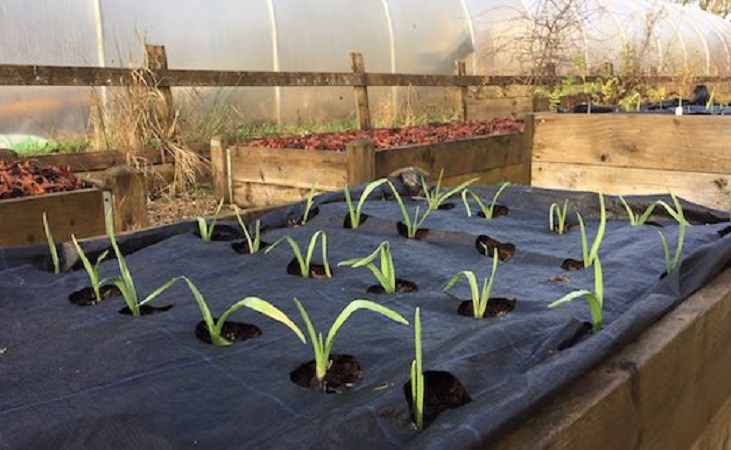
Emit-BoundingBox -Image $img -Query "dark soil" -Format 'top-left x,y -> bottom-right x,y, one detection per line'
287,206 -> 320,227
397,221 -> 429,240
437,202 -> 456,210
193,224 -> 241,242
118,304 -> 174,315
403,370 -> 472,429
457,298 -> 516,318
561,258 -> 586,271
343,212 -> 369,229
68,284 -> 122,306
290,354 -> 363,393
367,279 -> 419,294
475,235 -> 515,261
195,319 -> 262,345
477,204 -> 509,218
286,258 -> 331,278
231,240 -> 270,254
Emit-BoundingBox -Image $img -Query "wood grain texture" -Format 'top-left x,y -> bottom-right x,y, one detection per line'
532,162 -> 730,209
232,181 -> 324,208
532,114 -> 731,173
345,140 -> 376,185
441,162 -> 529,187
467,97 -> 537,120
0,189 -> 106,246
491,267 -> 731,450
375,134 -> 526,180
228,146 -> 348,192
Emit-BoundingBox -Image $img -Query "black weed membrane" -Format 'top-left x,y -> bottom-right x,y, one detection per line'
2,179 -> 731,450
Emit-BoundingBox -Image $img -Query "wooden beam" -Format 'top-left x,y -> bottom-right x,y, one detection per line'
456,60 -> 468,121
210,136 -> 230,203
345,139 -> 376,185
351,53 -> 372,130
144,45 -> 175,133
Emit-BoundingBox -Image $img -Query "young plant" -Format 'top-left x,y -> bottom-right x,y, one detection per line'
657,193 -> 688,274
300,183 -> 318,225
656,190 -> 689,226
388,181 -> 431,238
71,234 -> 109,303
197,198 -> 224,242
410,307 -> 425,430
42,212 -> 60,274
549,200 -> 569,234
338,241 -> 396,293
618,196 -> 658,226
548,256 -> 605,333
421,169 -> 477,211
234,205 -> 262,253
264,230 -> 332,278
577,193 -> 606,268
460,182 -> 511,219
181,276 -> 306,346
101,211 -> 180,317
344,178 -> 388,229
443,248 -> 500,318
292,298 -> 409,386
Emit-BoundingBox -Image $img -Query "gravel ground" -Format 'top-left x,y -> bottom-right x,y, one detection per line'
146,185 -> 222,226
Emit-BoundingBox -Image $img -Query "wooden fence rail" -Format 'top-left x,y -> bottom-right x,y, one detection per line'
3,44 -> 731,130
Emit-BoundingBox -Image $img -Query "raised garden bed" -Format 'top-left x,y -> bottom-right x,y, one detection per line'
2,178 -> 730,448
212,119 -> 528,208
0,158 -> 148,246
530,113 -> 731,210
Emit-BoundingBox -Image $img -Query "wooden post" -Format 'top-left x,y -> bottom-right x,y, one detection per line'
98,166 -> 149,232
144,44 -> 175,133
456,60 -> 468,121
345,139 -> 376,185
522,114 -> 535,186
351,53 -> 372,130
210,136 -> 231,203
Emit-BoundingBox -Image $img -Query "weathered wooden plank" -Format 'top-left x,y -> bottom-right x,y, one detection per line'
440,162 -> 530,187
532,114 -> 731,174
375,134 -> 526,180
229,146 -> 348,191
491,267 -> 731,450
0,189 -> 106,246
232,181 -> 325,209
5,63 -> 719,89
532,162 -> 731,209
690,393 -> 731,450
345,140 -> 376,185
351,53 -> 372,130
210,137 -> 229,202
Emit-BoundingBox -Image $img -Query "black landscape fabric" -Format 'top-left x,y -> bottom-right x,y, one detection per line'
2,181 -> 731,450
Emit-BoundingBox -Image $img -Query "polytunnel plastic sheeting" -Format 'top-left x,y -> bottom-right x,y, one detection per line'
2,182 -> 731,449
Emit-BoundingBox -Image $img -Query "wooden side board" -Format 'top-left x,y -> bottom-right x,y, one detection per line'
0,189 -> 107,247
214,133 -> 529,208
491,266 -> 731,450
531,114 -> 731,209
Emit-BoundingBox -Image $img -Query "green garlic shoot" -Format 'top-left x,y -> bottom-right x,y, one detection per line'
181,276 -> 306,346
618,196 -> 658,226
444,248 -> 500,318
101,210 -> 180,316
577,193 -> 606,268
658,225 -> 685,275
300,183 -> 318,225
548,256 -> 605,333
344,178 -> 388,229
388,181 -> 431,238
197,198 -> 225,242
42,212 -> 60,274
71,234 -> 109,303
410,307 -> 425,431
460,182 -> 511,219
338,241 -> 396,293
656,190 -> 689,226
234,205 -> 262,253
421,169 -> 477,211
549,200 -> 569,234
265,231 -> 332,278
293,298 -> 409,386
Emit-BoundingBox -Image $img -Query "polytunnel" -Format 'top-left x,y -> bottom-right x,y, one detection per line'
1,0 -> 730,135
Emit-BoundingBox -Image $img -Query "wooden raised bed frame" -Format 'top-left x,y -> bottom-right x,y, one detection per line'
209,114 -> 731,447
210,132 -> 530,208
